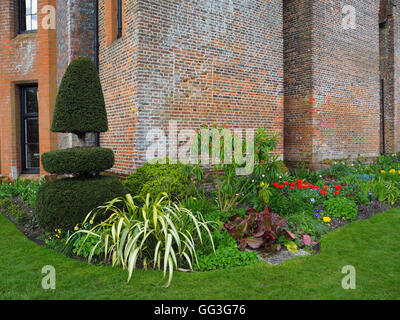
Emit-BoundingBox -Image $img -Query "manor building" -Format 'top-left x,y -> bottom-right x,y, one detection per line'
0,0 -> 399,178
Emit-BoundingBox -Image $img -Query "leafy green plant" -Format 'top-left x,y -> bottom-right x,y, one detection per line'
72,234 -> 102,259
0,179 -> 42,206
67,193 -> 215,287
323,197 -> 358,221
196,247 -> 259,271
0,199 -> 29,224
286,212 -> 329,246
370,178 -> 400,205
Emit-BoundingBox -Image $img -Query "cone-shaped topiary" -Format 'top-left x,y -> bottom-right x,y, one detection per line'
51,57 -> 108,137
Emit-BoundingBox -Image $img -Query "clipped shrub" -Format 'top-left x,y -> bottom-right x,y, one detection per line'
323,197 -> 358,221
42,147 -> 114,176
123,160 -> 194,201
36,176 -> 127,232
51,57 -> 108,136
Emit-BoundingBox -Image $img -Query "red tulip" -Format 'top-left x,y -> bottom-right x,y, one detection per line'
284,181 -> 289,185
334,191 -> 340,195
320,190 -> 327,195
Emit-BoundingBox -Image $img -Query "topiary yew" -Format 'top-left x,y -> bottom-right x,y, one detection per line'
42,147 -> 114,176
51,57 -> 108,138
37,57 -> 126,232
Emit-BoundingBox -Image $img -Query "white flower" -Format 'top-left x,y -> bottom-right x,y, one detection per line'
310,198 -> 315,203
262,174 -> 265,178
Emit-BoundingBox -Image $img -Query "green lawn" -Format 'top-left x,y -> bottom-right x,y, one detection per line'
1,209 -> 400,300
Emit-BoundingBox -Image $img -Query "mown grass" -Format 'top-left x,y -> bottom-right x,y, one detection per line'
1,208 -> 400,300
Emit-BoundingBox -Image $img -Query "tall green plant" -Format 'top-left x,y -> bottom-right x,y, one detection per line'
67,193 -> 215,287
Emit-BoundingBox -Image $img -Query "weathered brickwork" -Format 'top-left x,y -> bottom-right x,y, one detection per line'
283,0 -> 314,163
98,0 -> 284,175
0,0 -> 57,178
284,0 -> 391,166
97,0 -> 140,176
2,0 -> 400,178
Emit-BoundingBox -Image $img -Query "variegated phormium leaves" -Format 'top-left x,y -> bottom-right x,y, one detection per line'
67,193 -> 215,287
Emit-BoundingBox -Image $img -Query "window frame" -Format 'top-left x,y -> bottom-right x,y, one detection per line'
20,85 -> 40,174
18,0 -> 38,34
117,0 -> 122,39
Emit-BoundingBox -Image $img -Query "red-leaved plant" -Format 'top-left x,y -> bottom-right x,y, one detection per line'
223,206 -> 292,252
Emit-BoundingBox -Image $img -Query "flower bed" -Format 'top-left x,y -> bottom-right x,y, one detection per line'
3,132 -> 400,286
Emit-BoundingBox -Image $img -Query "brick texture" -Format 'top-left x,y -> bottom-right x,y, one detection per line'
2,0 -> 400,178
98,0 -> 284,176
0,0 -> 57,178
284,0 -> 387,166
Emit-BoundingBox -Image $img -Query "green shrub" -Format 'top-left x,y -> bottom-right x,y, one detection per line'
42,147 -> 114,176
51,57 -> 108,136
196,247 -> 259,271
123,160 -> 193,201
36,176 -> 127,232
323,197 -> 358,221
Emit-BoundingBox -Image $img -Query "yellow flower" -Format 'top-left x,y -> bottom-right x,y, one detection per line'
390,169 -> 396,174
58,229 -> 61,234
323,217 -> 331,223
286,242 -> 298,253
90,220 -> 94,225
56,234 -> 60,238
260,182 -> 265,187
381,170 -> 386,174
192,197 -> 197,201
74,225 -> 79,231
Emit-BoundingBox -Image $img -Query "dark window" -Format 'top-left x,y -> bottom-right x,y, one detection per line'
20,86 -> 40,174
117,0 -> 122,38
19,0 -> 38,33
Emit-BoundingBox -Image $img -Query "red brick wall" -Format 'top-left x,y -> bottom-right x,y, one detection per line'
284,0 -> 383,166
283,0 -> 314,163
0,0 -> 57,177
98,0 -> 284,175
